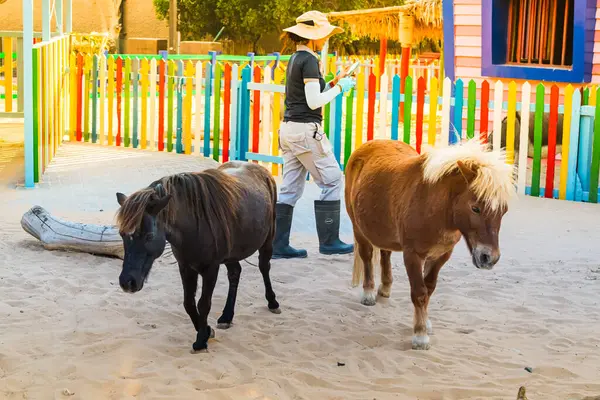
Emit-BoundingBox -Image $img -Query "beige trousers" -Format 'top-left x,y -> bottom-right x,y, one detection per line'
277,121 -> 343,206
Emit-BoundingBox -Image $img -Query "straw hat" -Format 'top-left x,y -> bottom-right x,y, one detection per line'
283,11 -> 344,41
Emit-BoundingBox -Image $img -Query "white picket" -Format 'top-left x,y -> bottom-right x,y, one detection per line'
440,77 -> 451,148
195,61 -> 203,155
492,80 -> 503,152
149,58 -> 157,150
517,82 -> 531,195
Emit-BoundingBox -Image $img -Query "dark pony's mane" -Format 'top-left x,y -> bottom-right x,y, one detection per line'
116,169 -> 243,252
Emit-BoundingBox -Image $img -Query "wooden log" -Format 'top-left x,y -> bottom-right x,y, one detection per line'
21,206 -> 124,259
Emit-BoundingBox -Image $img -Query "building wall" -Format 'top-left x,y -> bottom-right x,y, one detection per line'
0,0 -> 167,39
453,0 -> 600,99
122,0 -> 168,40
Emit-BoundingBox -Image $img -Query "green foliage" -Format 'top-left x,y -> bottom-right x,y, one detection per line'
153,0 -> 415,54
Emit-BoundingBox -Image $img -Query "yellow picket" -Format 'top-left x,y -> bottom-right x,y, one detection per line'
428,77 -> 438,146
559,84 -> 574,200
140,58 -> 149,149
355,66 -> 365,149
506,81 -> 517,164
184,61 -> 194,154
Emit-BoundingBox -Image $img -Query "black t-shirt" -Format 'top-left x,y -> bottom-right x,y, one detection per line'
283,51 -> 326,123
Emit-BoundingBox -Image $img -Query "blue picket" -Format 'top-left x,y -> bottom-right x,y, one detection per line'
391,75 -> 400,141
451,79 -> 464,144
239,66 -> 252,162
566,90 -> 582,201
132,58 -> 139,149
333,92 -> 343,166
176,60 -> 184,154
204,62 -> 213,158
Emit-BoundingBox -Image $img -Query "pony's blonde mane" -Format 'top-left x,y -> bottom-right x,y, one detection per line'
421,139 -> 516,212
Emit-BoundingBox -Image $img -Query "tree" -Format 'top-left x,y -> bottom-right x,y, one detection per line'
154,0 -> 405,53
153,0 -> 221,41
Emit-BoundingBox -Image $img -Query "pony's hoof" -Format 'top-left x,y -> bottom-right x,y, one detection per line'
377,284 -> 392,298
190,347 -> 209,354
217,322 -> 232,330
192,341 -> 208,352
209,326 -> 215,338
269,307 -> 282,314
361,290 -> 377,306
426,319 -> 433,335
411,335 -> 431,350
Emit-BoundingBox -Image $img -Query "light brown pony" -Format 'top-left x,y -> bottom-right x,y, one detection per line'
345,139 -> 515,350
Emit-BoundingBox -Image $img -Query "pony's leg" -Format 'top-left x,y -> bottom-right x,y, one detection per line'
179,263 -> 201,332
193,266 -> 219,352
217,262 -> 242,330
378,250 -> 393,298
423,251 -> 453,336
356,236 -> 376,306
403,250 -> 429,350
258,243 -> 281,313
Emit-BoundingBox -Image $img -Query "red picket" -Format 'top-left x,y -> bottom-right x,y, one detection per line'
116,57 -> 123,147
545,85 -> 560,198
480,80 -> 490,143
76,54 -> 83,142
252,66 -> 261,156
158,59 -> 165,151
415,76 -> 425,153
367,72 -> 376,141
223,63 -> 232,163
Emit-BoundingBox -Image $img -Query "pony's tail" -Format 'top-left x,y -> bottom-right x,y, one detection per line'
351,237 -> 363,287
351,237 -> 381,287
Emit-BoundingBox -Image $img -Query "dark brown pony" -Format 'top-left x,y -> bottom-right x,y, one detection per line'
345,139 -> 515,350
115,161 -> 281,352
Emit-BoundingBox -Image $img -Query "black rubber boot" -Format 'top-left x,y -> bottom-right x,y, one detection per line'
272,203 -> 308,259
314,200 -> 354,255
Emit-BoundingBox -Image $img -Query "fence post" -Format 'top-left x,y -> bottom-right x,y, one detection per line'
247,52 -> 255,70
230,64 -> 239,160
209,50 -> 217,96
16,37 -> 24,113
237,66 -> 251,161
272,52 -> 280,80
567,89 -> 582,201
23,0 -> 35,187
577,113 -> 593,197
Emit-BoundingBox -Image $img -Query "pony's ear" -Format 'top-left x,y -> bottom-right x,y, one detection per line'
146,194 -> 171,216
456,161 -> 477,184
116,192 -> 127,206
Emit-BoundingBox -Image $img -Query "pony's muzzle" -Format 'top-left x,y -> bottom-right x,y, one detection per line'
120,274 -> 141,293
472,245 -> 499,270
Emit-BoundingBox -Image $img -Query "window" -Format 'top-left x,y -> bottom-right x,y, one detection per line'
506,0 -> 573,67
481,0 -> 593,83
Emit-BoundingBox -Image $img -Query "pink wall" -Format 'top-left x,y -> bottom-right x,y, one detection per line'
453,0 -> 600,93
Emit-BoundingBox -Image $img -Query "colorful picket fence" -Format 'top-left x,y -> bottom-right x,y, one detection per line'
0,36 -> 18,114
31,35 -> 70,182
59,53 -> 600,204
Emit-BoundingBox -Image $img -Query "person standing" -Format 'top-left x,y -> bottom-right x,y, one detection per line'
273,11 -> 356,259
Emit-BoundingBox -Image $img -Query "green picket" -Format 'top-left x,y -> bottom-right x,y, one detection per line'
124,58 -> 131,147
467,80 -> 476,139
323,71 -> 334,138
590,87 -> 600,203
403,76 -> 413,144
344,87 -> 355,168
583,87 -> 590,106
32,48 -> 39,182
213,62 -> 222,161
531,83 -> 544,197
167,61 -> 175,152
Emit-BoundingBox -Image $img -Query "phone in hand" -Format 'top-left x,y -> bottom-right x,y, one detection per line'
345,61 -> 361,76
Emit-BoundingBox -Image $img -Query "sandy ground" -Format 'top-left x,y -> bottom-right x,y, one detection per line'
1,141 -> 600,399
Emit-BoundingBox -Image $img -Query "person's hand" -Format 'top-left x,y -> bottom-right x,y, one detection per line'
337,77 -> 356,93
332,63 -> 355,84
